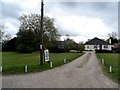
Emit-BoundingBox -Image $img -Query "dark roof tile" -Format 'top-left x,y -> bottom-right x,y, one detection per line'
85,37 -> 109,45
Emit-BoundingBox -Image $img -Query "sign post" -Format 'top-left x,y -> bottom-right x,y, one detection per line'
44,49 -> 49,62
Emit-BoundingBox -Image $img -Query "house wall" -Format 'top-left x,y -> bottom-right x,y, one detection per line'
85,45 -> 95,50
85,45 -> 112,51
102,45 -> 112,50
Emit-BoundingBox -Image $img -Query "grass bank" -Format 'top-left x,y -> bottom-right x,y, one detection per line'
2,52 -> 83,75
97,53 -> 119,84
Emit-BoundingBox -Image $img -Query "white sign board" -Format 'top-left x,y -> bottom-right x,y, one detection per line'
44,49 -> 49,62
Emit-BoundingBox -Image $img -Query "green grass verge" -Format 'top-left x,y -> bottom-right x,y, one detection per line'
2,52 -> 83,75
96,53 -> 119,84
0,52 -> 2,66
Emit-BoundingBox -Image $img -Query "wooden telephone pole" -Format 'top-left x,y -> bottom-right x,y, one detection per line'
40,0 -> 44,65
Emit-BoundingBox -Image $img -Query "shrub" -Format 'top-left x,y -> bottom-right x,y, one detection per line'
16,44 -> 34,53
95,50 -> 113,53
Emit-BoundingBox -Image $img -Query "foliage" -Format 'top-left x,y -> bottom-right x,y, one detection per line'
16,14 -> 60,53
16,29 -> 36,53
108,32 -> 117,39
2,37 -> 17,51
63,39 -> 84,52
95,50 -> 113,53
64,38 -> 78,51
0,24 -> 11,42
78,42 -> 84,52
107,32 -> 118,45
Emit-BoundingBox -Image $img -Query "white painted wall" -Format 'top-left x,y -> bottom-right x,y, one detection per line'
85,45 -> 112,51
102,45 -> 112,50
85,45 -> 95,50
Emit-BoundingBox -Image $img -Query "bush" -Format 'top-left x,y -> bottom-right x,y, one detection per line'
113,50 -> 120,53
48,47 -> 65,53
95,50 -> 113,53
25,46 -> 34,53
16,44 -> 23,52
2,37 -> 17,52
16,29 -> 36,53
16,44 -> 34,53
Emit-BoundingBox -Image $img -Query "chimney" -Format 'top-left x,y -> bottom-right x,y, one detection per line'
109,38 -> 111,44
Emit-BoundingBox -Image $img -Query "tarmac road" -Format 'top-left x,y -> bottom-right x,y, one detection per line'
2,52 -> 118,88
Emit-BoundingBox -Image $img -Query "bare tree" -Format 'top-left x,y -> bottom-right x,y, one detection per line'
108,32 -> 117,39
0,24 -> 11,42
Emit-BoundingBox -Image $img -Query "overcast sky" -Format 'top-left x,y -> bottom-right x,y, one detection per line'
0,0 -> 119,43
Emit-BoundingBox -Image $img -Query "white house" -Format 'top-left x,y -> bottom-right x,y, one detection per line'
84,37 -> 113,51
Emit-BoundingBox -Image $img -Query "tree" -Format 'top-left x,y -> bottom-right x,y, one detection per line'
107,32 -> 118,44
0,24 -> 11,42
108,32 -> 117,39
16,29 -> 36,53
0,24 -> 5,42
114,38 -> 118,43
2,37 -> 17,51
0,25 -> 3,51
17,14 -> 60,53
64,38 -> 77,52
0,24 -> 11,51
78,42 -> 84,52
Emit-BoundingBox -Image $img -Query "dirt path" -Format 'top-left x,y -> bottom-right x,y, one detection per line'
2,52 -> 118,88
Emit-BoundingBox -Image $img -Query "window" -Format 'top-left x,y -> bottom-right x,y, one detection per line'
94,45 -> 97,49
87,46 -> 89,48
104,45 -> 108,48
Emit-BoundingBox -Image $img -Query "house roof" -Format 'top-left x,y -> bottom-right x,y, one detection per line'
85,37 -> 110,45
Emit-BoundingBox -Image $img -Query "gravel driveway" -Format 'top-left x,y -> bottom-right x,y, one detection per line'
2,51 -> 118,88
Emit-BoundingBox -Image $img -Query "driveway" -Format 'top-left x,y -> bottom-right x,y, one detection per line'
2,52 -> 118,88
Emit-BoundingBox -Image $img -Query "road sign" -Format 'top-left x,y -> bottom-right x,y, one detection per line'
44,49 -> 49,62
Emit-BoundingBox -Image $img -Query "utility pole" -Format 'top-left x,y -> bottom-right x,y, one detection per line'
40,0 -> 44,65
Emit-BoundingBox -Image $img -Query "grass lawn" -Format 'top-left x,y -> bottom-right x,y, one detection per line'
0,52 -> 1,66
96,53 -> 119,84
2,52 -> 83,75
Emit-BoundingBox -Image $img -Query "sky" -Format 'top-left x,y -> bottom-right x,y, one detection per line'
0,0 -> 119,43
